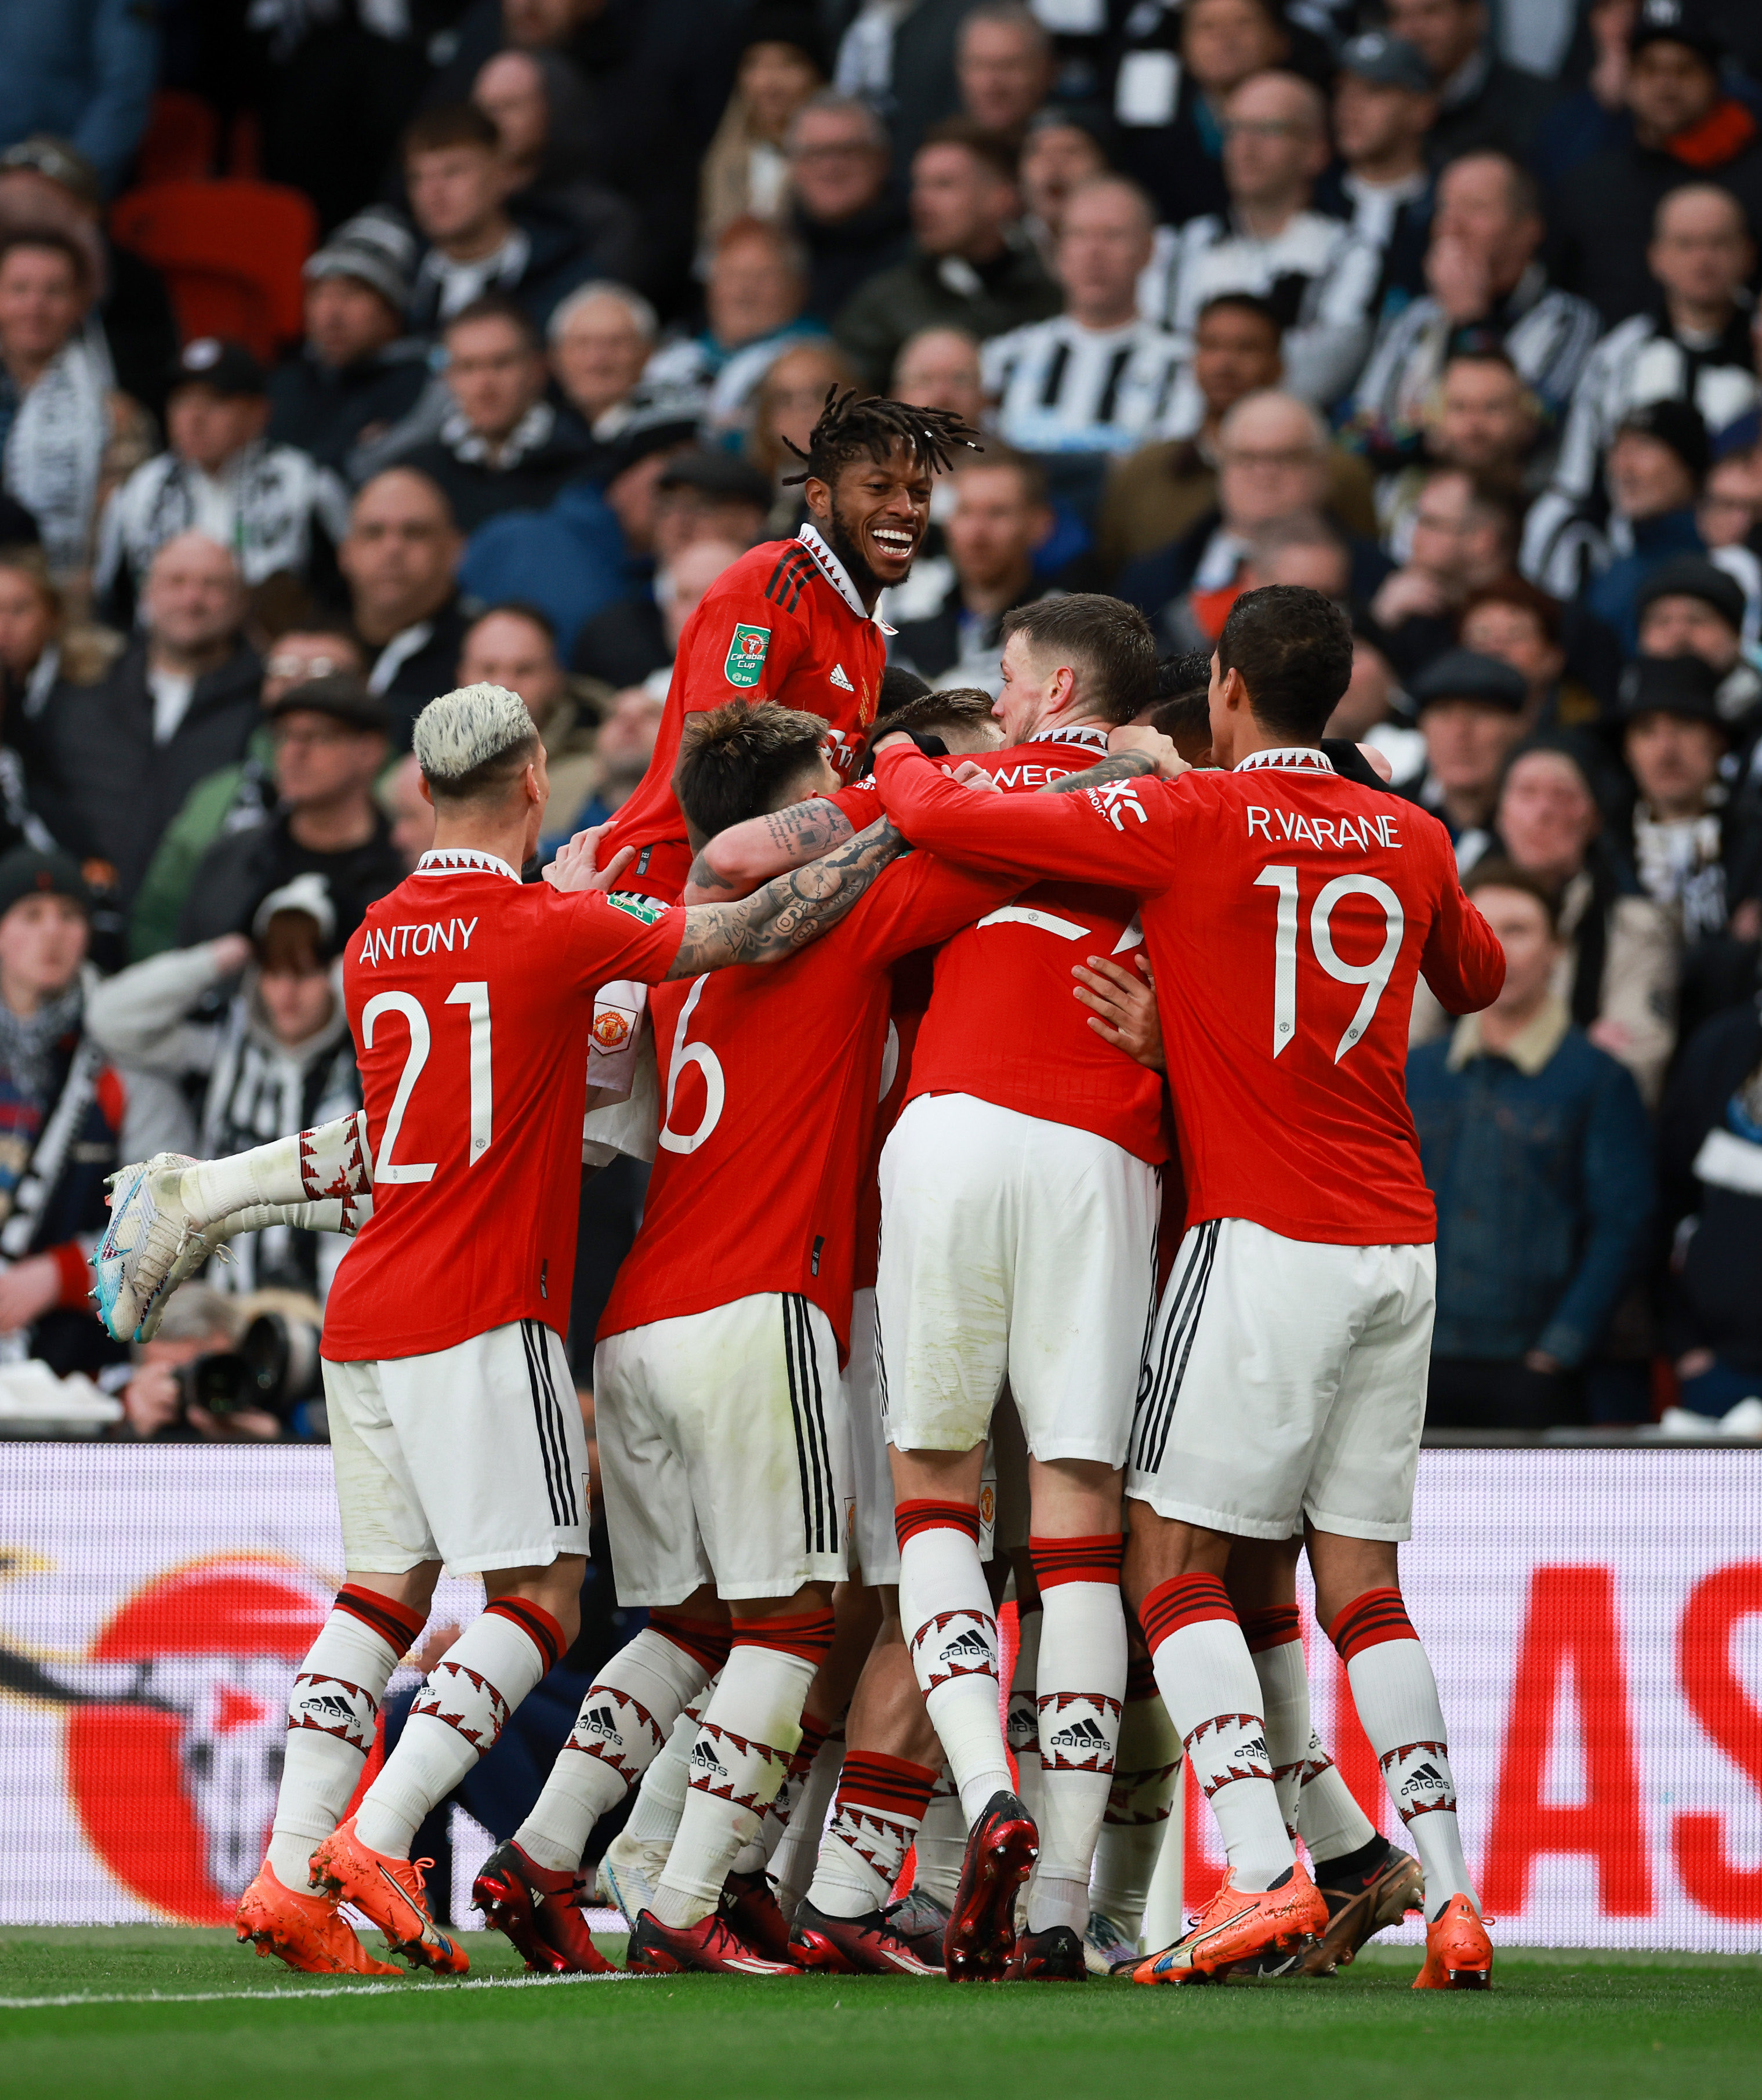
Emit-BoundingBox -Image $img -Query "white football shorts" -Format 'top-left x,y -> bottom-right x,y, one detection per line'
594,1291 -> 852,1606
324,1319 -> 589,1575
876,1092 -> 1160,1466
848,1285 -> 998,1584
1128,1217 -> 1437,1542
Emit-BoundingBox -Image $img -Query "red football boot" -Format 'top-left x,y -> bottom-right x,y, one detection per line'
473,1840 -> 615,1974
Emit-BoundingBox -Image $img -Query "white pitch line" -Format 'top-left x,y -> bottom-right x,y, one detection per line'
0,1969 -> 657,2011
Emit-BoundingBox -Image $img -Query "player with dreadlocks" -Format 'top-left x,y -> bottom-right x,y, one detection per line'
600,390 -> 982,906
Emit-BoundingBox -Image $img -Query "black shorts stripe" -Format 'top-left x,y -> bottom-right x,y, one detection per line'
783,1294 -> 837,1554
530,1319 -> 579,1526
521,1319 -> 570,1528
1132,1220 -> 1220,1475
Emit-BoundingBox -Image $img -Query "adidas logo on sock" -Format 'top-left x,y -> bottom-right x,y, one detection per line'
580,1704 -> 623,1745
1049,1717 -> 1108,1750
1401,1761 -> 1448,1796
940,1630 -> 992,1662
1235,1735 -> 1271,1762
299,1694 -> 357,1722
691,1740 -> 729,1777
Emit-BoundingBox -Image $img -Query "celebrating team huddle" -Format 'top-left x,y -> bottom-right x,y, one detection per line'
97,391 -> 1504,1994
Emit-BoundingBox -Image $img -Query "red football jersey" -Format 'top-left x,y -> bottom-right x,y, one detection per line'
602,525 -> 888,902
324,849 -> 685,1361
853,948 -> 933,1294
599,854 -> 1007,1357
873,743 -> 1505,1245
900,727 -> 1168,1165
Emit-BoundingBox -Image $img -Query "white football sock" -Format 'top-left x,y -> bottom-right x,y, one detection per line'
186,1112 -> 368,1223
1242,1611 -> 1309,1841
354,1600 -> 560,1858
1142,1575 -> 1293,1894
912,1767 -> 965,1905
1005,1605 -> 1042,1831
897,1505 -> 1011,1824
266,1587 -> 420,1892
1340,1607 -> 1474,1921
513,1625 -> 715,1873
768,1723 -> 844,1920
650,1627 -> 825,1929
1297,1731 -> 1379,1866
1025,1539 -> 1127,1936
625,1696 -> 708,1847
1089,1662 -> 1180,1939
804,1753 -> 937,1920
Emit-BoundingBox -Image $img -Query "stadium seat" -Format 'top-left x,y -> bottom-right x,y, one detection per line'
109,180 -> 317,361
134,92 -> 220,184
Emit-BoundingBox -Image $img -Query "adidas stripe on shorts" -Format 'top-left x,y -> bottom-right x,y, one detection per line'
593,1291 -> 853,1605
1128,1217 -> 1436,1542
324,1319 -> 589,1574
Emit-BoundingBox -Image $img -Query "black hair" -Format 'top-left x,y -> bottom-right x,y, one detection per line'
781,387 -> 982,488
1216,585 -> 1353,742
675,700 -> 831,840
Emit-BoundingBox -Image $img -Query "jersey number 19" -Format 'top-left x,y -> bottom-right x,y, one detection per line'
1253,866 -> 1404,1064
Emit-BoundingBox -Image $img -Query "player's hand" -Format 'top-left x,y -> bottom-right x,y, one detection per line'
949,760 -> 1002,792
1107,724 -> 1188,778
546,824 -> 636,895
0,1253 -> 61,1334
1073,951 -> 1163,1071
1358,742 -> 1394,782
871,731 -> 914,757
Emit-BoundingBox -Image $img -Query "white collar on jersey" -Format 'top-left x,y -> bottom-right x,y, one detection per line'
1027,723 -> 1110,752
796,522 -> 895,632
1234,746 -> 1336,773
414,847 -> 521,881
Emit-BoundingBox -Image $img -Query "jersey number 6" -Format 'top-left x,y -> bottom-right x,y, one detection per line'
361,982 -> 494,1181
1253,866 -> 1404,1063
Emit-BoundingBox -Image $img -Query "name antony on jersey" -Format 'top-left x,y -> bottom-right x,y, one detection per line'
357,915 -> 480,965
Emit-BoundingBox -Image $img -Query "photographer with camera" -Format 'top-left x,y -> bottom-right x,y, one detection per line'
113,1283 -> 327,1441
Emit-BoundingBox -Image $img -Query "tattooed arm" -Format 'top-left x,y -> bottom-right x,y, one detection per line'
668,817 -> 907,977
1047,750 -> 1159,794
683,796 -> 857,904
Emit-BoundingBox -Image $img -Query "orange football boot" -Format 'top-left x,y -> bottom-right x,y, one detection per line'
1413,1895 -> 1493,1990
309,1815 -> 469,1975
1132,1866 -> 1328,1985
234,1863 -> 401,1976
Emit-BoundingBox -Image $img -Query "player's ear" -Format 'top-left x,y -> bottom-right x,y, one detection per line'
803,474 -> 831,520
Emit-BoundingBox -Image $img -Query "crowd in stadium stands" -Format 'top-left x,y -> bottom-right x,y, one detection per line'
1,0 -> 1761,1442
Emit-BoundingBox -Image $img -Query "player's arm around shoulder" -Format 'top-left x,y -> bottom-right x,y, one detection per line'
1413,811 -> 1505,1014
668,816 -> 910,977
683,782 -> 865,904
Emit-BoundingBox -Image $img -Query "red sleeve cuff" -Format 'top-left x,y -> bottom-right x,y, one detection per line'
52,1241 -> 92,1310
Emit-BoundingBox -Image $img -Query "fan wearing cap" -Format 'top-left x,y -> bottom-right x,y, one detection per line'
384,296 -> 592,534
1551,0 -> 1762,332
1616,653 -> 1756,944
267,209 -> 430,478
1402,647 -> 1531,862
1634,552 -> 1762,721
93,338 -> 353,630
85,875 -> 360,1308
174,676 -> 404,953
572,452 -> 771,687
1318,34 -> 1438,313
0,846 -> 188,1374
1583,397 -> 1709,651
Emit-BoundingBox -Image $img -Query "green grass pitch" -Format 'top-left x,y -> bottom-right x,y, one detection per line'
2,1929 -> 1758,2100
